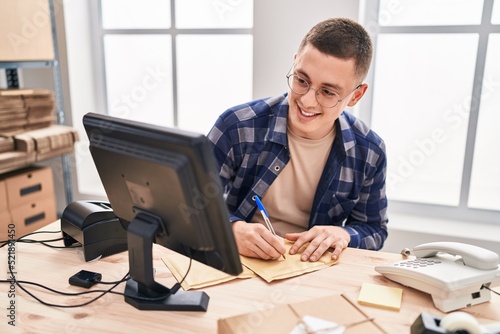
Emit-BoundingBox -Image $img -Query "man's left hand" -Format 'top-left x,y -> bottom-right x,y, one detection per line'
285,226 -> 350,262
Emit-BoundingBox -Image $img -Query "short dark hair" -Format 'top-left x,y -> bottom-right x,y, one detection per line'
297,18 -> 373,81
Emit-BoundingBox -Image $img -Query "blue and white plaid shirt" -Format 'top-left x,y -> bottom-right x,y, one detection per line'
208,94 -> 388,250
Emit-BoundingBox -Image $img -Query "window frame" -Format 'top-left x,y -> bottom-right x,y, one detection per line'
90,0 -> 252,127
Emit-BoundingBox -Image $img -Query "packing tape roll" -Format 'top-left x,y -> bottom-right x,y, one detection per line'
440,312 -> 481,334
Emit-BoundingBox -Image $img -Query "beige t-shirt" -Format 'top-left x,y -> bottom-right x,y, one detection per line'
252,127 -> 335,236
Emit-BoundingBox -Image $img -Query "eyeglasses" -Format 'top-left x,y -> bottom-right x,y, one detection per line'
286,72 -> 361,108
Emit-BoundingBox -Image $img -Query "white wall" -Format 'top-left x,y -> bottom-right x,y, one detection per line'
253,0 -> 360,99
383,213 -> 500,256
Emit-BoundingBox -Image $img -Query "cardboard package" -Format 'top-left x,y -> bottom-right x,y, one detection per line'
14,125 -> 79,161
217,294 -> 387,334
0,89 -> 56,135
0,151 -> 36,175
0,0 -> 55,61
3,166 -> 54,208
0,166 -> 56,240
0,136 -> 14,153
2,196 -> 56,240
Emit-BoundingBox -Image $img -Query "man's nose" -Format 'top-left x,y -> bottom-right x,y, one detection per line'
300,88 -> 319,107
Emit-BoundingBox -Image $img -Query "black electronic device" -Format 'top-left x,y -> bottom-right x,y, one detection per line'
69,270 -> 102,288
82,112 -> 243,312
61,200 -> 128,261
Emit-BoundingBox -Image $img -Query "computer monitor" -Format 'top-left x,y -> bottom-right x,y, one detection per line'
82,112 -> 242,311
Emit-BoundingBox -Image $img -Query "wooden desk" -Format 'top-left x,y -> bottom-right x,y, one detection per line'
1,221 -> 499,333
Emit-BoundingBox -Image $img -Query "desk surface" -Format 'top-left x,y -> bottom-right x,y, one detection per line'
1,221 -> 499,333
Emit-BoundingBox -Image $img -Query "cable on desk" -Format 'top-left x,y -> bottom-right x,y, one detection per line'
482,284 -> 500,296
0,277 -> 129,297
0,230 -> 129,307
0,230 -> 80,249
0,229 -> 196,307
1,262 -> 130,308
95,275 -> 131,285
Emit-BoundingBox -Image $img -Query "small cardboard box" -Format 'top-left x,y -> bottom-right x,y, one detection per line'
217,294 -> 387,334
14,125 -> 79,161
0,151 -> 36,175
2,195 -> 56,240
0,136 -> 14,153
3,166 -> 54,208
0,0 -> 55,61
0,209 -> 12,240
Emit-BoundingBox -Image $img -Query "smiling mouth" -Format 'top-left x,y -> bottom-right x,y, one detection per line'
299,106 -> 320,118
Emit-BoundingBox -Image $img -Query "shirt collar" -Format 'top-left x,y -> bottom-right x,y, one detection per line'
267,95 -> 289,145
338,112 -> 357,152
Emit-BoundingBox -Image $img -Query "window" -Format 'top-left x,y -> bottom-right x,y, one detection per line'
76,0 -> 253,197
98,0 -> 253,133
363,0 -> 500,223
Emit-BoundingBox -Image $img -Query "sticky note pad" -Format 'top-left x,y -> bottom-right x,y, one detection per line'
357,282 -> 403,311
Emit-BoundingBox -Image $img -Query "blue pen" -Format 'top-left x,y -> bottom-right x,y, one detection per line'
253,195 -> 285,259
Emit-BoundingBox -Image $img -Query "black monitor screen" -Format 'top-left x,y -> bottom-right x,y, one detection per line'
83,112 -> 242,311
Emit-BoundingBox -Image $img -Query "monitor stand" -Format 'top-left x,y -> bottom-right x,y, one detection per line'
123,210 -> 209,311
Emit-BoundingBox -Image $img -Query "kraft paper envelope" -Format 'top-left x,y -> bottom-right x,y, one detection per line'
239,241 -> 338,283
163,240 -> 338,289
162,252 -> 256,291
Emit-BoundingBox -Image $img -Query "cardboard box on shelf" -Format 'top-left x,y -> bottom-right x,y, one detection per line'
0,89 -> 57,135
0,136 -> 14,153
2,166 -> 54,209
0,151 -> 36,175
13,125 -> 79,161
0,0 -> 55,61
2,195 -> 56,240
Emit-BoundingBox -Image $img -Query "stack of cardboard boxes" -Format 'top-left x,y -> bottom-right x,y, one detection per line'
0,89 -> 79,174
0,166 -> 57,241
0,89 -> 56,135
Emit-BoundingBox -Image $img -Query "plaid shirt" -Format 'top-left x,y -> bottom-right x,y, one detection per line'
208,94 -> 388,250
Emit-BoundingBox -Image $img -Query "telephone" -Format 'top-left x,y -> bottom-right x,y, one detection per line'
375,241 -> 500,312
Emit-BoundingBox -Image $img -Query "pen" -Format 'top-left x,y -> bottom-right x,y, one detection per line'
253,195 -> 286,260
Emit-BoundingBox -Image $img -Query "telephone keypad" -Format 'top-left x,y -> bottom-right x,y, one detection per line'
394,259 -> 442,269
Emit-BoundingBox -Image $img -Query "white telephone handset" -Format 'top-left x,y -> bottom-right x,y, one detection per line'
413,242 -> 499,270
375,242 -> 500,312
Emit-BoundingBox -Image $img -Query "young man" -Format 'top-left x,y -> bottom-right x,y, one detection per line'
208,18 -> 388,262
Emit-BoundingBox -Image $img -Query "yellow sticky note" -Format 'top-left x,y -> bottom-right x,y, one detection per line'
357,282 -> 403,311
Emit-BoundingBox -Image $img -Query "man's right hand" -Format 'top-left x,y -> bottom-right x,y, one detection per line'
232,220 -> 286,260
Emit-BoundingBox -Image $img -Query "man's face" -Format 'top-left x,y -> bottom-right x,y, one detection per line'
287,44 -> 366,140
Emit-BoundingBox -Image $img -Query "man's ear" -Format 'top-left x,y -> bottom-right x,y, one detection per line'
347,83 -> 368,107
